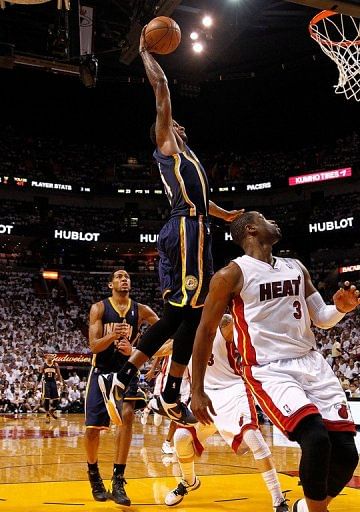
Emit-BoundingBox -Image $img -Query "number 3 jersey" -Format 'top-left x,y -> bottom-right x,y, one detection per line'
231,255 -> 316,366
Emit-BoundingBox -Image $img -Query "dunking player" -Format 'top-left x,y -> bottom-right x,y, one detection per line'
191,212 -> 359,512
41,353 -> 64,423
98,27 -> 243,427
85,269 -> 158,506
165,314 -> 289,511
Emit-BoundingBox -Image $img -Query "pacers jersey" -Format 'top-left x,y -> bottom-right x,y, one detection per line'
43,363 -> 57,382
231,255 -> 315,366
93,297 -> 139,373
154,145 -> 209,217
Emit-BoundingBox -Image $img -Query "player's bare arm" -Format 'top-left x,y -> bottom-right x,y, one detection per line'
139,27 -> 179,155
138,303 -> 159,327
191,262 -> 243,425
208,200 -> 244,222
55,364 -> 64,385
153,338 -> 173,358
89,301 -> 126,354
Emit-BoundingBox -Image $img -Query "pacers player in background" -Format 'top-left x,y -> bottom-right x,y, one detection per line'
86,269 -> 159,506
41,353 -> 64,423
191,212 -> 359,512
99,26 -> 243,427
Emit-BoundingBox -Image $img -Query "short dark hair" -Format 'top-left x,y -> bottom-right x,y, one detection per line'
230,212 -> 257,247
150,122 -> 156,146
108,269 -> 129,283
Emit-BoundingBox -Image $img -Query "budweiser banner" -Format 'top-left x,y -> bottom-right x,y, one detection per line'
79,5 -> 94,56
54,353 -> 92,365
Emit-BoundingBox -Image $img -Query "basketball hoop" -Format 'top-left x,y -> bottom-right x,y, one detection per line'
309,10 -> 360,101
1,0 -> 70,9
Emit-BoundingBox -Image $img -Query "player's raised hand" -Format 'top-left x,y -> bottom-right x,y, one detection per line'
139,25 -> 147,53
191,389 -> 216,425
224,209 -> 245,222
333,281 -> 360,313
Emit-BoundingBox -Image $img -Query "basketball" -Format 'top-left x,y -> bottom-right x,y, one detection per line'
144,16 -> 181,55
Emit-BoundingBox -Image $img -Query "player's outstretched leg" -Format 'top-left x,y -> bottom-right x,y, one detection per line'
150,394 -> 197,425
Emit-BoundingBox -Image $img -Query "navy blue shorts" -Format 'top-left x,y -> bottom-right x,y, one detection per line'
158,216 -> 213,307
85,367 -> 147,429
42,381 -> 59,400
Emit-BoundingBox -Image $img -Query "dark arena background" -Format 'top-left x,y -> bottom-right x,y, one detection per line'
0,1 -> 359,511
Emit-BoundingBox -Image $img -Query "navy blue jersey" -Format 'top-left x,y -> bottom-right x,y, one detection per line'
43,363 -> 57,382
93,298 -> 139,372
154,145 -> 209,217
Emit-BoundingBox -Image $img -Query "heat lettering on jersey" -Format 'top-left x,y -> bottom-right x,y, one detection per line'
259,275 -> 301,301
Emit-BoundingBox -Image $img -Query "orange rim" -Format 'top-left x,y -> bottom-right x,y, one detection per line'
309,9 -> 360,47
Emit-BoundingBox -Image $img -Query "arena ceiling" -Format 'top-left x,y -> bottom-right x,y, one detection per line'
0,0 -> 339,83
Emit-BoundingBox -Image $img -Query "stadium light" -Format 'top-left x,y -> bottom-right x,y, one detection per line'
202,15 -> 213,28
193,42 -> 204,53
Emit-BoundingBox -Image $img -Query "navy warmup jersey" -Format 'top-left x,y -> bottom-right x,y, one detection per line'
43,363 -> 57,382
93,298 -> 139,372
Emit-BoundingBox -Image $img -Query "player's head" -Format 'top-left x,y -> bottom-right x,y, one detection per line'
108,269 -> 131,293
45,353 -> 56,363
172,119 -> 187,143
230,211 -> 281,249
149,119 -> 187,146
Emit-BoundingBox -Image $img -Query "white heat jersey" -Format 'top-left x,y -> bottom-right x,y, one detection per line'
189,326 -> 242,389
231,255 -> 315,365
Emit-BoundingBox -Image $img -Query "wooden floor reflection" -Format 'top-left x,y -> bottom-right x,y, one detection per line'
0,413 -> 359,512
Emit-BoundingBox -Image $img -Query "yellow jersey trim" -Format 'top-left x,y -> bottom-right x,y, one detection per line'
190,216 -> 204,307
109,297 -> 131,318
173,153 -> 196,216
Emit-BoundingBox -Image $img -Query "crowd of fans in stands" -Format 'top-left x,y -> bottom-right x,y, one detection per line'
0,125 -> 359,414
0,124 -> 359,188
0,267 -> 359,417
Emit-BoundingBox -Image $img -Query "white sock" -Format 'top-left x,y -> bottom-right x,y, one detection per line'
261,469 -> 284,506
180,461 -> 196,485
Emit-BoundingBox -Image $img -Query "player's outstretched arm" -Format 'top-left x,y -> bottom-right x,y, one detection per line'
208,200 -> 244,222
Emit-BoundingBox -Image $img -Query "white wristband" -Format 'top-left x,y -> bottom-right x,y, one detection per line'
306,291 -> 345,329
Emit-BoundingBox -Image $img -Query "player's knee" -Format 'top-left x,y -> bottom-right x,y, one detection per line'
174,428 -> 195,460
330,431 -> 359,473
292,414 -> 330,454
172,335 -> 194,365
242,428 -> 271,460
85,428 -> 100,441
121,404 -> 135,425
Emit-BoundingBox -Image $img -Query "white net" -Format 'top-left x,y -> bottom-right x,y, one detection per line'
310,11 -> 360,101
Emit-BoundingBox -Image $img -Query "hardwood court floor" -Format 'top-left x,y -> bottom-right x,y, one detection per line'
0,413 -> 359,512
